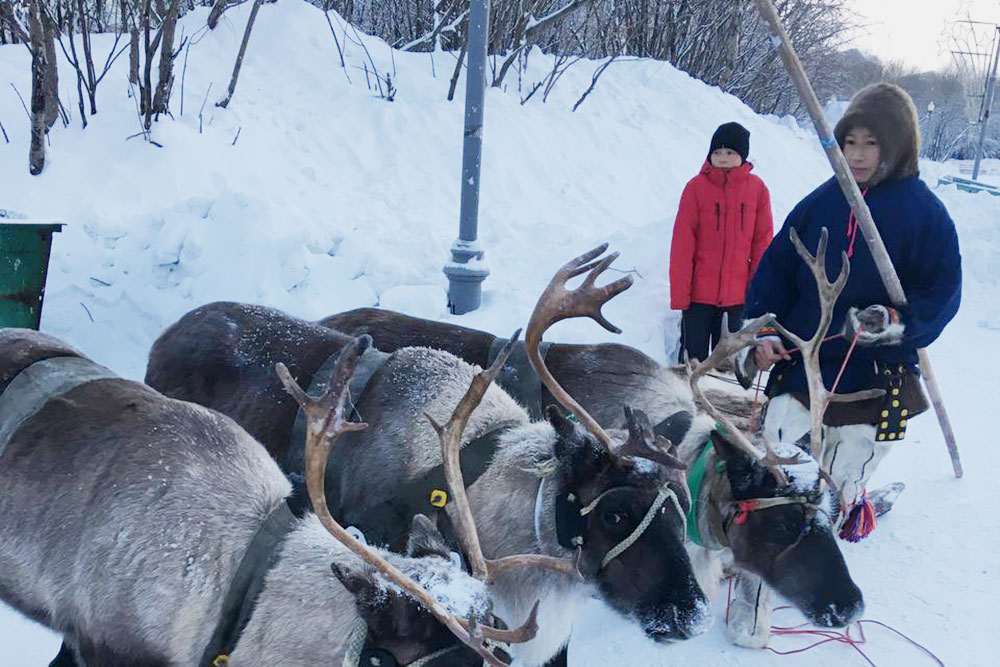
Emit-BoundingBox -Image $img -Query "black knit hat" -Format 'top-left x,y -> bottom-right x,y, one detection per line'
708,122 -> 750,162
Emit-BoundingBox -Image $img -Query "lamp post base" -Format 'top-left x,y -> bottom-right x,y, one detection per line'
444,238 -> 489,315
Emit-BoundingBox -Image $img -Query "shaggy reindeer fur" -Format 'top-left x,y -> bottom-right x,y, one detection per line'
0,329 -> 490,667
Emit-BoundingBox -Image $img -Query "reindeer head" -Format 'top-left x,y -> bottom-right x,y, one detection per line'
332,515 -> 508,666
709,432 -> 863,627
523,245 -> 711,642
543,404 -> 710,641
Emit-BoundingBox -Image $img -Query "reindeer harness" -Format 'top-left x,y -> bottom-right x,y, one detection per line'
0,356 -> 117,457
540,473 -> 688,573
686,439 -> 824,550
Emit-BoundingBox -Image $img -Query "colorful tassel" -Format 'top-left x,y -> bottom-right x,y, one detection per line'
839,496 -> 877,542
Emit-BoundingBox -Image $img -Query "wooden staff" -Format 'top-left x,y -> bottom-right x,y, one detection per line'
751,0 -> 963,478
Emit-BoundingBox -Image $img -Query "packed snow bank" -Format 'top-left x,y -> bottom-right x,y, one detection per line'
0,1 -> 834,378
1,2 -> 999,665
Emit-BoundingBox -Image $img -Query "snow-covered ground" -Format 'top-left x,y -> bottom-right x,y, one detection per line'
1,2 -> 998,665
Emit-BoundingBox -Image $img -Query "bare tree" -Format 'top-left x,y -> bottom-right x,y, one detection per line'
0,0 -> 29,43
152,0 -> 181,115
27,0 -> 48,173
53,0 -> 128,125
217,0 -> 262,108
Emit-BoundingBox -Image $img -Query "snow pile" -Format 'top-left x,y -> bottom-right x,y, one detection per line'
2,2 -> 999,665
0,1 -> 837,378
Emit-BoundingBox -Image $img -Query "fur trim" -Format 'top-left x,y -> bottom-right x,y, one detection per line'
834,83 -> 920,186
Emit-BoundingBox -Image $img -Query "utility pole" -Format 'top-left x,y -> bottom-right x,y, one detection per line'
972,27 -> 1000,181
444,0 -> 490,314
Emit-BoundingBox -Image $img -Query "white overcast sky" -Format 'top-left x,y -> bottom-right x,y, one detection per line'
846,0 -> 1000,71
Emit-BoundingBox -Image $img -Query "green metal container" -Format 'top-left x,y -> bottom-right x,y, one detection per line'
1,221 -> 64,330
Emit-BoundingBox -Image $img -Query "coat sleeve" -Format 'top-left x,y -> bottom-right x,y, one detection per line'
749,181 -> 774,278
744,202 -> 803,324
669,181 -> 699,310
896,204 -> 962,349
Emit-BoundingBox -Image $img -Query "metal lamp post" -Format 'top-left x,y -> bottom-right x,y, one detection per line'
444,0 -> 491,314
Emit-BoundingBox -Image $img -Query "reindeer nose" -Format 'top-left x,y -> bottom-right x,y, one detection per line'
813,593 -> 864,627
833,596 -> 865,626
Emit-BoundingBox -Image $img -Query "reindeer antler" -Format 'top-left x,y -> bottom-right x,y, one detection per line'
275,336 -> 533,667
685,314 -> 797,484
524,243 -> 633,453
426,330 -> 584,585
616,406 -> 687,470
767,228 -> 884,459
524,245 -> 686,475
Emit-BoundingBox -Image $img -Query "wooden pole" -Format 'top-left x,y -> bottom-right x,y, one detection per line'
751,0 -> 963,478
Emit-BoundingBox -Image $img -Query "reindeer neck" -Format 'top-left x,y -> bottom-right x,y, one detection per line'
229,516 -> 360,665
687,444 -> 731,550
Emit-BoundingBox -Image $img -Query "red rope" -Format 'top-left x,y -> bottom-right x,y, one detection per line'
724,597 -> 946,666
764,618 -> 944,666
830,327 -> 862,395
846,187 -> 870,259
785,333 -> 845,355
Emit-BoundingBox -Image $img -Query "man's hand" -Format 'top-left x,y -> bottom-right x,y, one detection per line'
843,305 -> 905,346
754,336 -> 791,371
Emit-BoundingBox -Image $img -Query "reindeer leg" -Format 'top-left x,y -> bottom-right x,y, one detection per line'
47,642 -> 79,667
726,571 -> 773,649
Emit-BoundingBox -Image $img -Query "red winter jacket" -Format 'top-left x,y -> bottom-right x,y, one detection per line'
669,160 -> 774,310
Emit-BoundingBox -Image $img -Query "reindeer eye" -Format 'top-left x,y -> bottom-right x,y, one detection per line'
602,510 -> 626,526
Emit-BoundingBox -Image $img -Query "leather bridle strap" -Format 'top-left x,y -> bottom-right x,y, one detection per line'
723,495 -> 825,532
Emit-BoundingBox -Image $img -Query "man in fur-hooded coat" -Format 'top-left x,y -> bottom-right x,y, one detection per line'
722,83 -> 962,647
752,85 -> 959,367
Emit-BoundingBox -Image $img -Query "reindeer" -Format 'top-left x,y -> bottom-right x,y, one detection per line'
146,245 -> 712,666
0,328 -> 537,667
673,228 -> 871,645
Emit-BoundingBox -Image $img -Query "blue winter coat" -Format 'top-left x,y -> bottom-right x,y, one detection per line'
745,175 -> 961,395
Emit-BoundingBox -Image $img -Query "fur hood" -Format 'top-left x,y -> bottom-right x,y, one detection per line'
834,83 -> 920,187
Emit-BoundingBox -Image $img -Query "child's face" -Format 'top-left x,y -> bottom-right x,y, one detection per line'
843,127 -> 880,185
710,148 -> 743,169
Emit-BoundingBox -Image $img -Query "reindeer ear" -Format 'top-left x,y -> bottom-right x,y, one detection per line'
709,429 -> 750,465
546,404 -> 581,460
406,514 -> 452,559
331,562 -> 374,596
546,404 -> 575,437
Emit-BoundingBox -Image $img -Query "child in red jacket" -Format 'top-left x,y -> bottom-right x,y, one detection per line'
670,122 -> 774,363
